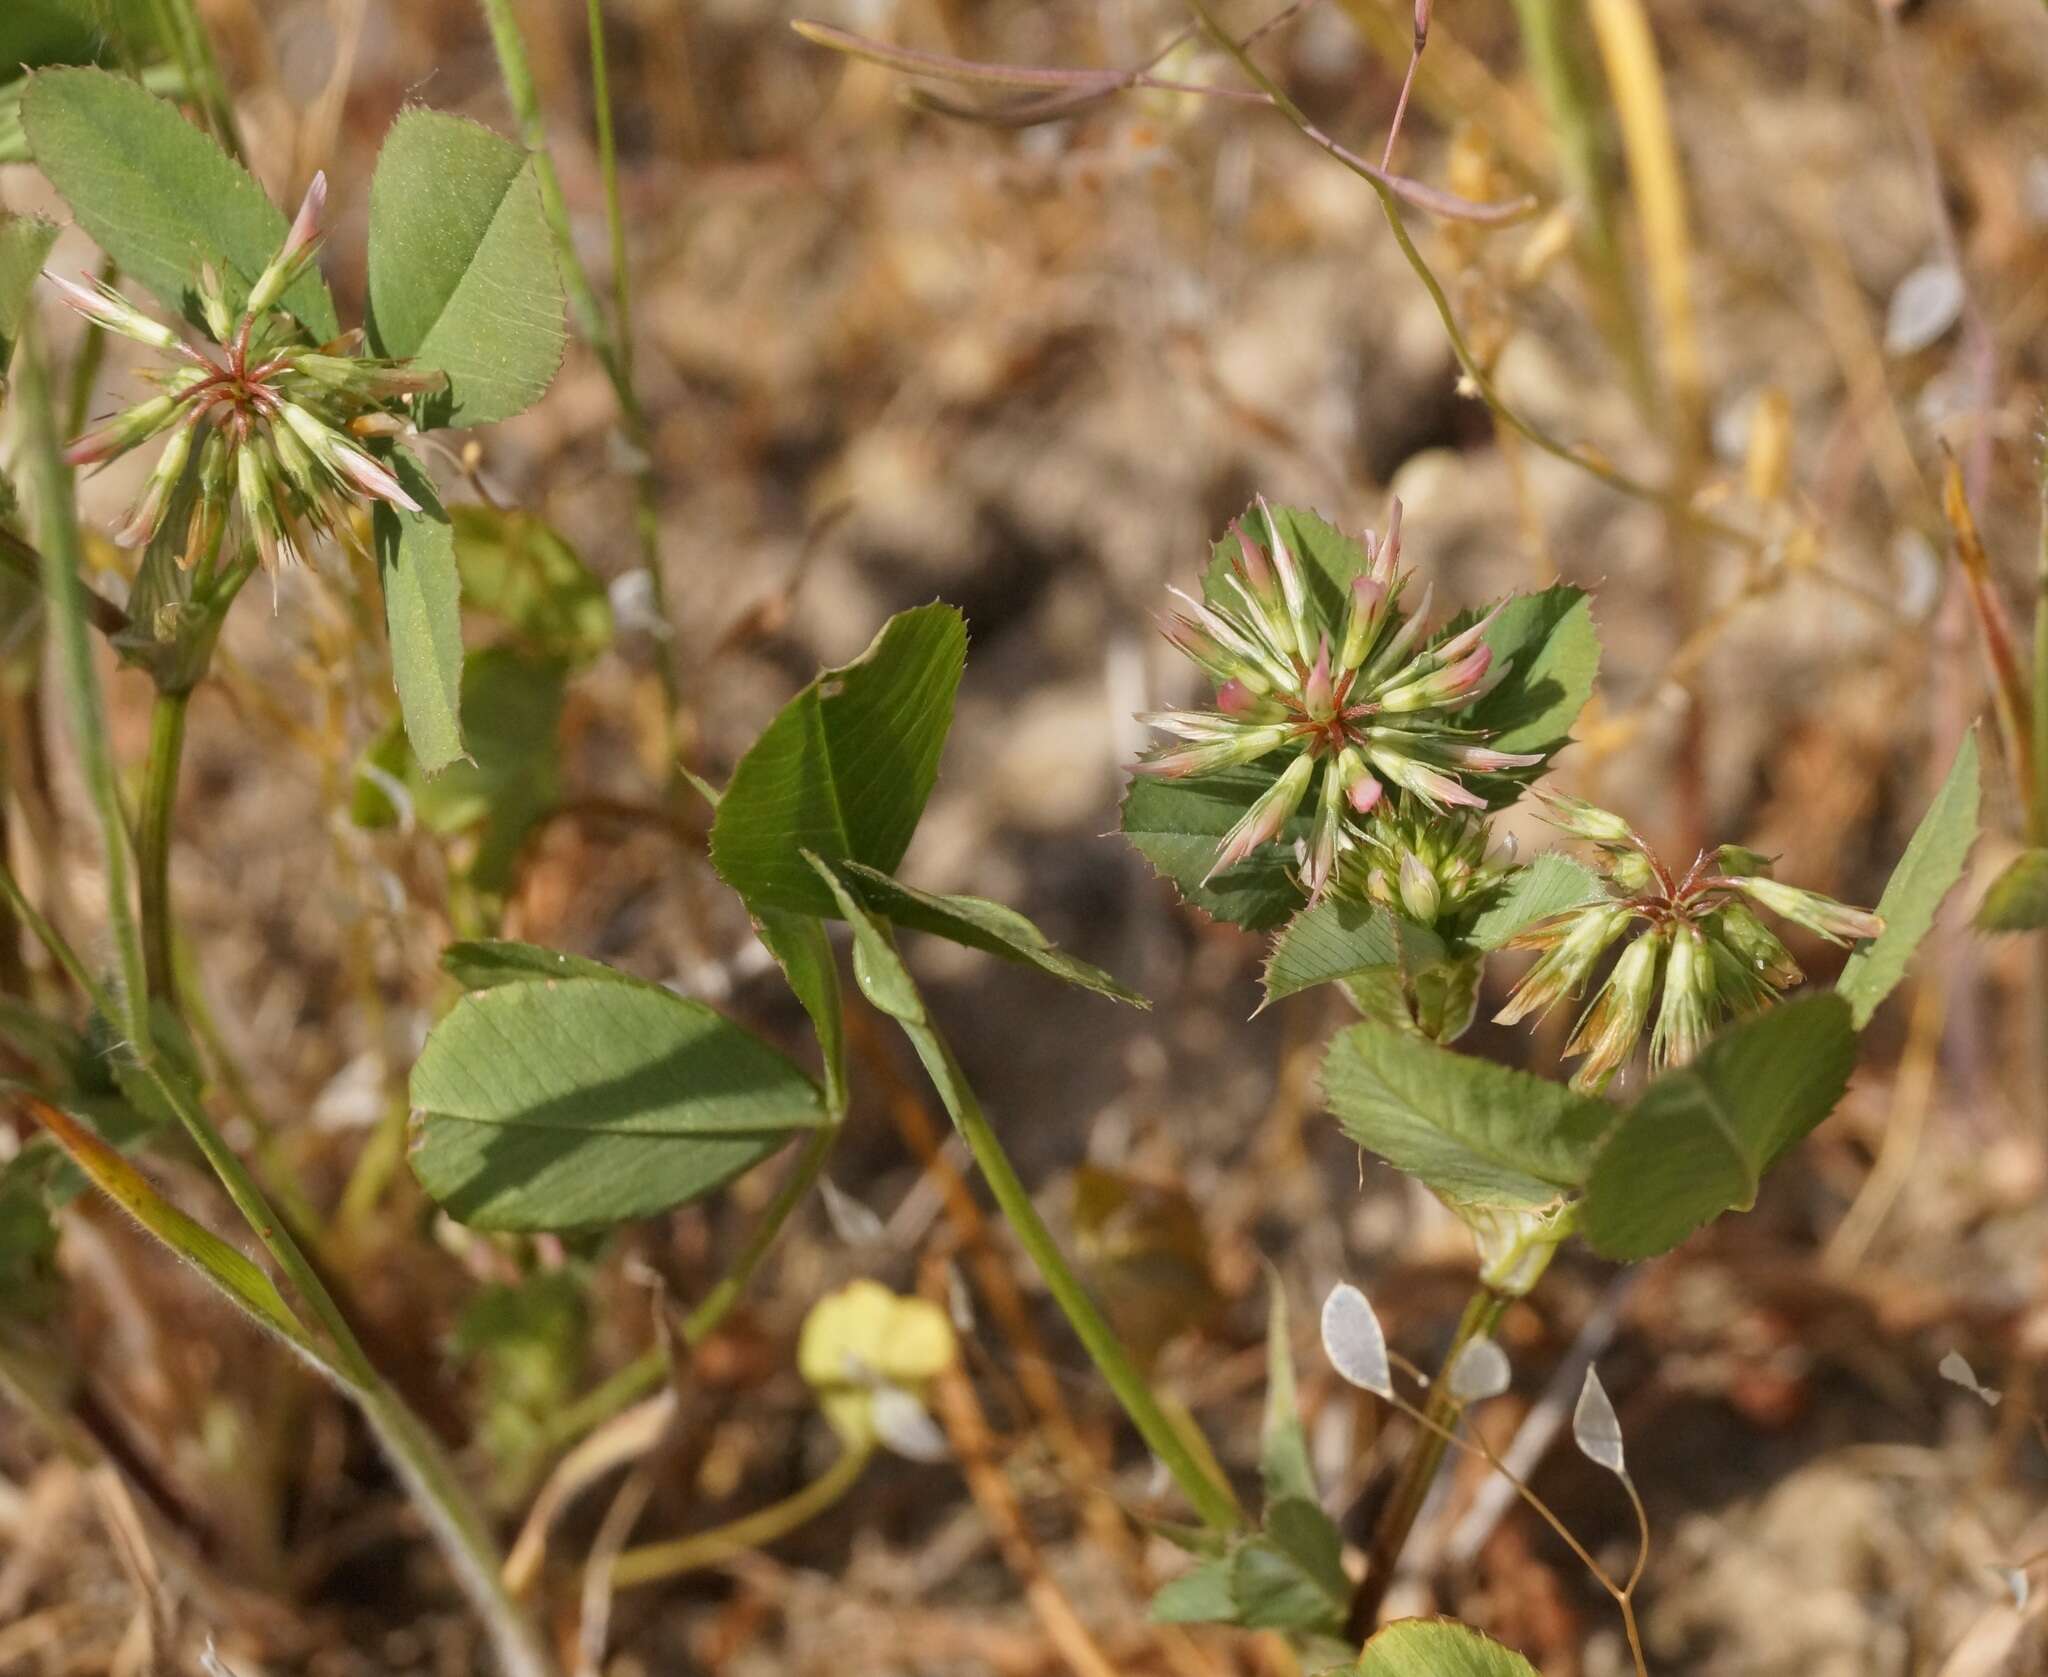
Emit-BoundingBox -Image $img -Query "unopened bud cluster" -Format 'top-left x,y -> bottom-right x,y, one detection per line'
1499,794 -> 1885,1092
50,172 -> 443,574
1138,500 -> 1537,896
1339,809 -> 1507,929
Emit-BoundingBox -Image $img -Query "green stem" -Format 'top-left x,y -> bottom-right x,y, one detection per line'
17,321 -> 557,1677
16,320 -> 151,1054
0,856 -> 113,1015
540,1123 -> 841,1454
2031,440 -> 2048,848
610,1443 -> 871,1588
478,0 -> 682,744
0,528 -> 127,639
1346,1284 -> 1508,1640
137,689 -> 188,1009
899,1016 -> 1240,1531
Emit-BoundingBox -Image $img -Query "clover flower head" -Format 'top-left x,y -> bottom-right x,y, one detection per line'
1338,806 -> 1506,929
1136,498 -> 1539,898
49,171 -> 445,577
1497,796 -> 1885,1092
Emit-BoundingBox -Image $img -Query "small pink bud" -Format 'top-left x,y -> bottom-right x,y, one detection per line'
1302,635 -> 1335,718
1347,772 -> 1384,816
331,441 -> 422,512
1441,644 -> 1493,696
285,170 -> 328,259
1216,678 -> 1261,716
1448,743 -> 1544,772
1372,496 -> 1404,585
1231,520 -> 1276,598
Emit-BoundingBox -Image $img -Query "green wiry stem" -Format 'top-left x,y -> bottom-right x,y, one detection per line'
478,0 -> 681,738
137,689 -> 188,1009
896,1010 -> 1240,1532
1346,1284 -> 1508,1640
16,322 -> 559,1677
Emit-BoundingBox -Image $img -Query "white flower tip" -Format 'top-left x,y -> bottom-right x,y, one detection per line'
1572,1365 -> 1627,1476
1320,1281 -> 1393,1398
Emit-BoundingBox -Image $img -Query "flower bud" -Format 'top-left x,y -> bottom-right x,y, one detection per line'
1649,921 -> 1714,1072
1377,643 -> 1491,713
1301,635 -> 1336,719
45,271 -> 183,352
1565,926 -> 1665,1093
1371,496 -> 1403,587
1255,496 -> 1314,659
1335,746 -> 1383,816
1727,875 -> 1883,946
1302,760 -> 1349,898
1134,723 -> 1292,780
114,414 -> 199,547
246,171 -> 327,317
196,261 -> 236,343
1707,899 -> 1802,990
1338,575 -> 1389,672
1361,580 -> 1433,681
1207,751 -> 1314,879
1367,747 -> 1486,811
64,390 -> 185,467
1495,901 -> 1632,1027
1397,851 -> 1441,923
1441,741 -> 1543,773
1602,847 -> 1658,893
1716,844 -> 1774,878
1537,791 -> 1636,845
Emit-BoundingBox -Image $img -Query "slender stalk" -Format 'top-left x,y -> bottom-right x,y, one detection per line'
2032,442 -> 2048,848
1346,1283 -> 1507,1639
18,321 -> 558,1677
478,0 -> 680,739
896,1014 -> 1241,1532
0,856 -> 113,1014
0,528 -> 129,639
610,1442 -> 871,1587
16,320 -> 151,1055
137,689 -> 189,1009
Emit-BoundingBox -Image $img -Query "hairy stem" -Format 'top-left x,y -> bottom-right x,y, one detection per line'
1346,1284 -> 1507,1639
890,1007 -> 1241,1532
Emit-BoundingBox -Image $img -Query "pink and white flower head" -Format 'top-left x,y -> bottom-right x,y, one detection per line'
1136,499 -> 1540,897
46,168 -> 443,571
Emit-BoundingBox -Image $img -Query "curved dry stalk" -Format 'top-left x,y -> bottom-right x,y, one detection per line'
792,16 -> 1530,225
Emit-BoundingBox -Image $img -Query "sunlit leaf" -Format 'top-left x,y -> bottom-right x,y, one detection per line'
1977,847 -> 2048,933
1262,895 -> 1444,1008
1352,1618 -> 1542,1677
1582,994 -> 1856,1260
1321,1025 -> 1615,1212
373,454 -> 465,774
833,860 -> 1144,1005
711,606 -> 966,917
1465,855 -> 1607,950
409,978 -> 825,1230
22,68 -> 337,335
366,109 -> 565,428
1837,730 -> 1979,1026
1259,1274 -> 1315,1504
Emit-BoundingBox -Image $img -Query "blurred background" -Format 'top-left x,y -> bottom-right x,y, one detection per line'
4,0 -> 2048,1672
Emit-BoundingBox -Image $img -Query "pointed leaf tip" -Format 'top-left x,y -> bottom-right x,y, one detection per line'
1572,1365 -> 1627,1476
1320,1281 -> 1392,1398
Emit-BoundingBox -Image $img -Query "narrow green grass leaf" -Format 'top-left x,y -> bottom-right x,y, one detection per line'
22,67 -> 336,335
409,978 -> 825,1231
373,453 -> 465,774
1582,994 -> 1856,1260
710,606 -> 967,917
1977,847 -> 2048,932
20,1093 -> 311,1351
1320,1024 -> 1616,1211
1837,731 -> 1980,1026
831,860 -> 1145,1005
366,108 -> 565,428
